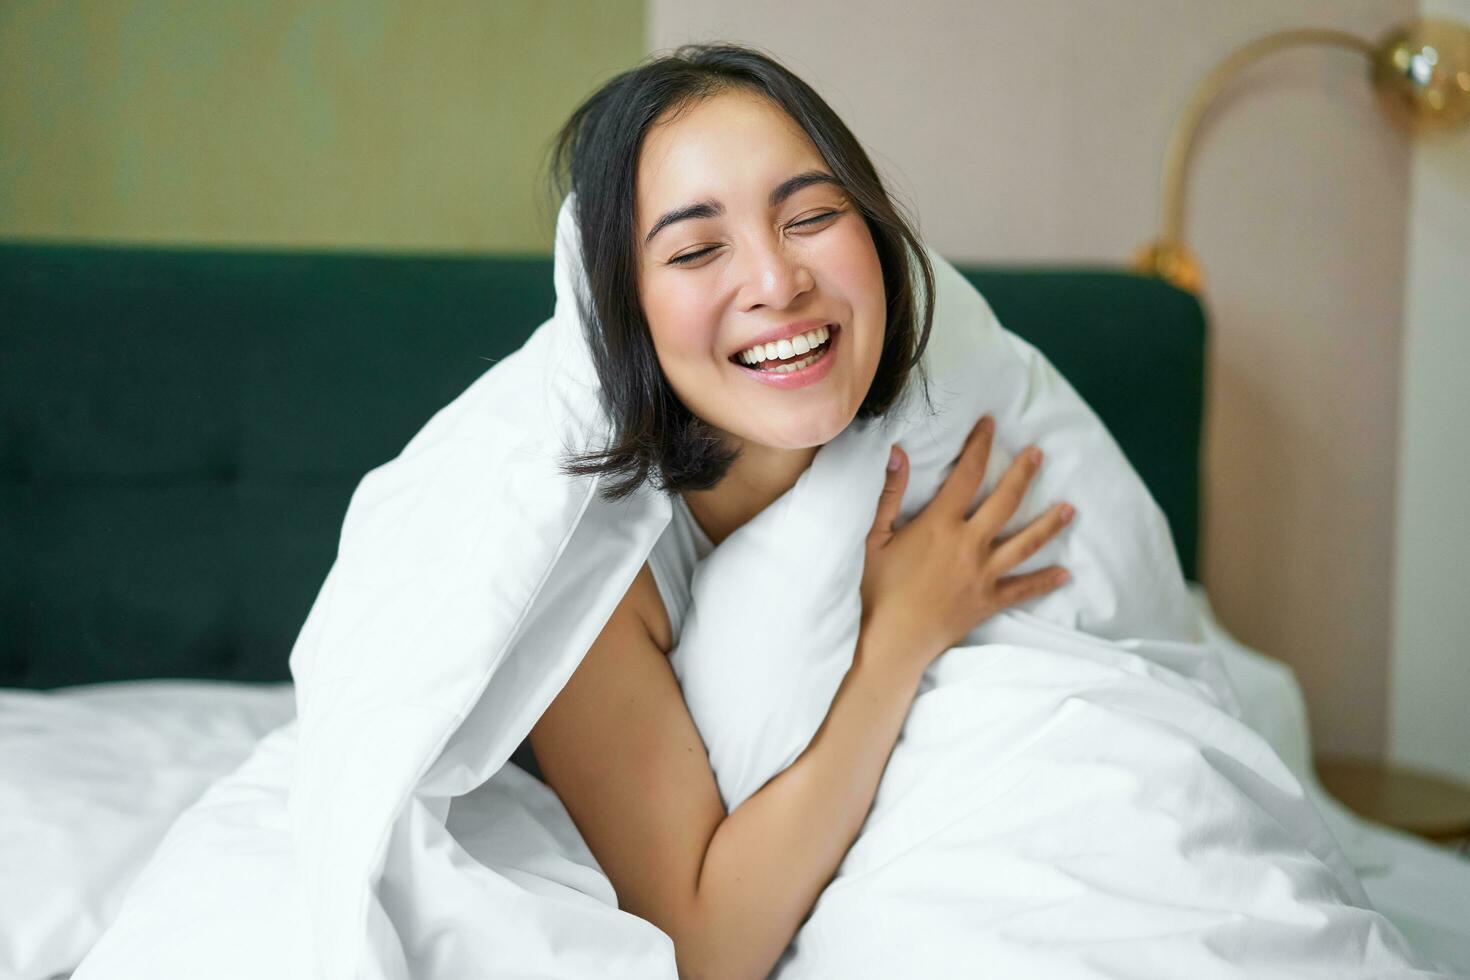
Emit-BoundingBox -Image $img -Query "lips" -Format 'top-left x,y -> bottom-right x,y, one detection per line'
727,318 -> 838,363
736,328 -> 833,371
728,323 -> 836,367
730,323 -> 840,391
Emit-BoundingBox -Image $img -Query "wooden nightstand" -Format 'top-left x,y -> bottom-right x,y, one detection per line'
1315,755 -> 1470,853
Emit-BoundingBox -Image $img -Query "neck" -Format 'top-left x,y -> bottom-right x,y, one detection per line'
681,438 -> 819,548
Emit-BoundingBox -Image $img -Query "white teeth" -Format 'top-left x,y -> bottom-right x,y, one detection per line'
771,351 -> 821,373
736,324 -> 832,365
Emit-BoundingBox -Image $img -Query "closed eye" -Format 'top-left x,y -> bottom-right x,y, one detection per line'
792,210 -> 840,229
667,210 -> 842,266
668,248 -> 717,267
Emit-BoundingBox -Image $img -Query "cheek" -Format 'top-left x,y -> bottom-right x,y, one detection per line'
641,275 -> 719,369
821,223 -> 887,364
827,220 -> 885,286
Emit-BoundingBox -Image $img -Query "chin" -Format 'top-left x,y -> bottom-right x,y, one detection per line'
745,403 -> 857,451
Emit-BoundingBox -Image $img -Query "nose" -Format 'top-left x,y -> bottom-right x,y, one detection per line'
737,231 -> 816,313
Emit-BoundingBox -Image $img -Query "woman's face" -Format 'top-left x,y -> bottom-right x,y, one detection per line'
634,89 -> 887,453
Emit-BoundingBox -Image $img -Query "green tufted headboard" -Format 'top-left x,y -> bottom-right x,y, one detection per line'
0,243 -> 1204,689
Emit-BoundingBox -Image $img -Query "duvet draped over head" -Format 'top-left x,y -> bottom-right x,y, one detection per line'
74,192 -> 1449,980
283,189 -> 1232,975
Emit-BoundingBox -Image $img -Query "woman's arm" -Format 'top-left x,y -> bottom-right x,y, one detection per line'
531,417 -> 1072,979
685,617 -> 924,973
530,563 -> 924,980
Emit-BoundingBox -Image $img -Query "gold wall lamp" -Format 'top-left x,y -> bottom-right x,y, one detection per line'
1132,17 -> 1470,295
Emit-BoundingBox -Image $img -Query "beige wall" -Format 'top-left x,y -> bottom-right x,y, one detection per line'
0,0 -> 645,252
650,0 -> 1417,759
1390,0 -> 1470,783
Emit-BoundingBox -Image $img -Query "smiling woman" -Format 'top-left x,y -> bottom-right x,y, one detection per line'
633,94 -> 885,475
530,42 -> 1078,980
546,44 -> 935,531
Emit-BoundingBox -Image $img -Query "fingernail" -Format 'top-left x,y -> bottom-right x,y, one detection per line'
887,446 -> 902,472
1059,503 -> 1074,522
1026,446 -> 1042,465
1055,569 -> 1070,585
980,415 -> 994,433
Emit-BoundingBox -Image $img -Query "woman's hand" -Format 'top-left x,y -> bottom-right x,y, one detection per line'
859,415 -> 1075,673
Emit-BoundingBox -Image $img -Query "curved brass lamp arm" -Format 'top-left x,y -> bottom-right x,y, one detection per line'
1133,17 -> 1470,294
1159,30 -> 1373,247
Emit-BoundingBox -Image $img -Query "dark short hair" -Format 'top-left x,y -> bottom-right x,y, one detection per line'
546,42 -> 935,501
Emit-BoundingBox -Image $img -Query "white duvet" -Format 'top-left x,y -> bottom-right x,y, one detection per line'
64,194 -> 1455,978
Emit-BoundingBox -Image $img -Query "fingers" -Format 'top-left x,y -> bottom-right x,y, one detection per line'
969,443 -> 1042,541
990,501 -> 1074,572
932,415 -> 993,518
993,565 -> 1070,608
868,444 -> 908,546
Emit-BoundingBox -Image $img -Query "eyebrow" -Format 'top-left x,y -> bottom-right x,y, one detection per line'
642,169 -> 842,248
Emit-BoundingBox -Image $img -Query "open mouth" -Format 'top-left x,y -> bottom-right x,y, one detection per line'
728,324 -> 838,375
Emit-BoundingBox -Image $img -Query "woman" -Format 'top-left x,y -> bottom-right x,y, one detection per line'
529,43 -> 1075,979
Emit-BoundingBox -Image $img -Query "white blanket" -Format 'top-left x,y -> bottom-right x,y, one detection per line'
0,681 -> 294,980
75,194 -> 1448,978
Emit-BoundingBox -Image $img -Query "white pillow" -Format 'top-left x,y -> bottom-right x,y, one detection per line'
0,681 -> 294,980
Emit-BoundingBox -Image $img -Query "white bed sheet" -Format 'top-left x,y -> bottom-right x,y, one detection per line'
1194,585 -> 1470,975
0,681 -> 295,980
1,590 -> 1465,980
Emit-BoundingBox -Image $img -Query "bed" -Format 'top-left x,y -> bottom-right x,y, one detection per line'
1,242 -> 1466,978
